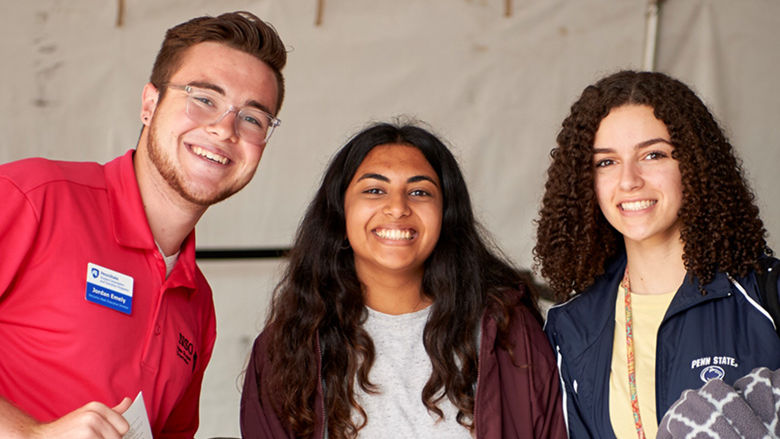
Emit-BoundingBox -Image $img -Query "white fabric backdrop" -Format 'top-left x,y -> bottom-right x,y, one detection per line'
1,1 -> 779,436
2,1 -> 778,265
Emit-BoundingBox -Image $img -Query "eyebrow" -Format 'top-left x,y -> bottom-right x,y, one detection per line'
187,81 -> 224,94
357,173 -> 439,186
186,81 -> 275,115
593,137 -> 674,154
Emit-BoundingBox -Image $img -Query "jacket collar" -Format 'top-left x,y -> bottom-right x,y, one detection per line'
665,270 -> 733,318
554,252 -> 734,359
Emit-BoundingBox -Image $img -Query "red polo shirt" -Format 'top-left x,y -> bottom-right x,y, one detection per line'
0,150 -> 216,437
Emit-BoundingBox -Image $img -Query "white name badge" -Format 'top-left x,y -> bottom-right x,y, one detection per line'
85,263 -> 134,315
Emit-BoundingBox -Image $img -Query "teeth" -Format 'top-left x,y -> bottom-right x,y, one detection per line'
621,200 -> 656,211
192,145 -> 228,165
375,228 -> 414,240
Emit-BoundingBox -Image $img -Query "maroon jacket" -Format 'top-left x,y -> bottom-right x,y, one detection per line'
240,298 -> 566,438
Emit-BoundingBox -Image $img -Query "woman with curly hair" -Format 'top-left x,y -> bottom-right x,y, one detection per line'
536,70 -> 780,439
241,121 -> 566,438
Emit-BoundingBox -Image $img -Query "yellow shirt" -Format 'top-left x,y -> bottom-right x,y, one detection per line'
609,286 -> 675,439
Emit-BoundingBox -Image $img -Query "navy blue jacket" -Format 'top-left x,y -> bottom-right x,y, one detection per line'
544,253 -> 780,439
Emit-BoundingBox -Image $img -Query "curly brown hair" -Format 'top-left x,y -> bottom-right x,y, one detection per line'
534,70 -> 767,301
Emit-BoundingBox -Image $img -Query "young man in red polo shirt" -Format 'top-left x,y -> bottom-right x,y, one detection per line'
0,11 -> 286,438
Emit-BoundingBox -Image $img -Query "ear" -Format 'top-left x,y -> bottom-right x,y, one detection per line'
140,82 -> 159,126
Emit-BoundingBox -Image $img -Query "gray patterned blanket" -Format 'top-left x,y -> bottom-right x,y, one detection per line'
657,367 -> 780,438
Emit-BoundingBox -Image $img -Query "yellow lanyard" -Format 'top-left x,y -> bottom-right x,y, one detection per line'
621,268 -> 646,439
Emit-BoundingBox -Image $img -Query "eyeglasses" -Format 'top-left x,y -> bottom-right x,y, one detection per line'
165,84 -> 281,144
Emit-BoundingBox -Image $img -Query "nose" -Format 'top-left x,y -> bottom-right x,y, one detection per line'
383,192 -> 411,218
619,161 -> 643,191
206,106 -> 240,141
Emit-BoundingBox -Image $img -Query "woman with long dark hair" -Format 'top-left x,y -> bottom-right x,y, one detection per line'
241,121 -> 565,438
536,70 -> 780,438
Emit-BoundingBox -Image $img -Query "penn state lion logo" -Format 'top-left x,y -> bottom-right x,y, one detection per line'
699,365 -> 725,383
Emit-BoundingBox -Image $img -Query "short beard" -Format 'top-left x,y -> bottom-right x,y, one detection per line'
146,122 -> 237,207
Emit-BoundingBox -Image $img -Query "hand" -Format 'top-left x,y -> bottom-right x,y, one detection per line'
26,397 -> 132,439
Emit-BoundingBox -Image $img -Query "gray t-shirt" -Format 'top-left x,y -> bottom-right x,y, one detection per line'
352,306 -> 472,438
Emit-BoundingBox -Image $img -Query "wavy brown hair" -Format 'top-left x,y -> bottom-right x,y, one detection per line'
534,70 -> 767,301
262,122 -> 540,438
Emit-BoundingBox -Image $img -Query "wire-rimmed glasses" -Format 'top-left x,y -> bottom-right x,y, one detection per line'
165,83 -> 280,144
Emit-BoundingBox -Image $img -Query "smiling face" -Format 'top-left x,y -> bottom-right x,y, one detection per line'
344,144 -> 443,282
593,104 -> 684,250
136,41 -> 279,208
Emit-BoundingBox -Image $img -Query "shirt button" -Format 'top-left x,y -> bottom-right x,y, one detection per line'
154,325 -> 161,335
